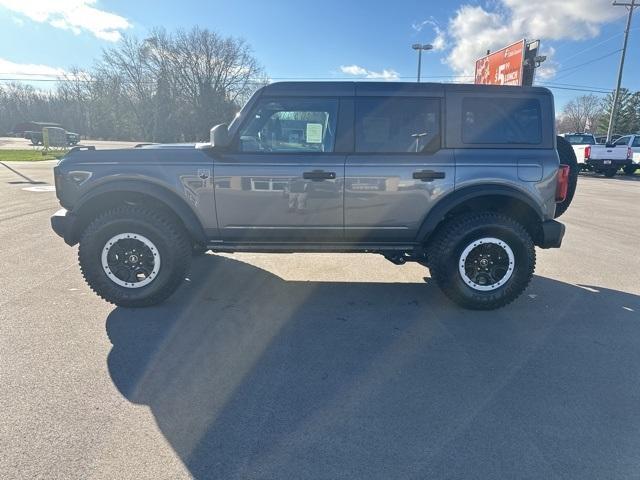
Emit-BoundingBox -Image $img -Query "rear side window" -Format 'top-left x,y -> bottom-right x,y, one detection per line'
462,97 -> 541,145
355,97 -> 440,153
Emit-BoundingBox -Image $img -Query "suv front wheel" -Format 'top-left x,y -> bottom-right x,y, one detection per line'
428,212 -> 535,310
78,205 -> 191,307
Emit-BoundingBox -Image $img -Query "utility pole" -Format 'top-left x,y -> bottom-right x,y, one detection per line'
412,44 -> 433,82
607,0 -> 636,143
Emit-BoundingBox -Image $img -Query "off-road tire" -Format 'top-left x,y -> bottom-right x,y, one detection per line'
603,169 -> 617,178
78,205 -> 191,307
623,165 -> 637,176
427,212 -> 535,310
555,135 -> 578,218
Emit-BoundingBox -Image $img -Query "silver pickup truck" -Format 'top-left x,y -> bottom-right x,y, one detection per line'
51,82 -> 573,310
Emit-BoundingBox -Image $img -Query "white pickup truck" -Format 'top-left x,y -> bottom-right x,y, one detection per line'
603,134 -> 640,175
584,134 -> 636,177
560,133 -> 596,168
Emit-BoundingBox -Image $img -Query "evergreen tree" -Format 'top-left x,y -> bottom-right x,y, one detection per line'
598,88 -> 640,134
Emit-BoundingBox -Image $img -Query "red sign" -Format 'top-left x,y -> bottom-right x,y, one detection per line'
475,39 -> 526,86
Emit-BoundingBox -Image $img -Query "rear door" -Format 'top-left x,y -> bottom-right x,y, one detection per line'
213,96 -> 345,242
344,85 -> 455,242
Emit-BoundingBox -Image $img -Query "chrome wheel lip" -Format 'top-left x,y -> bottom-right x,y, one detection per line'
101,233 -> 161,289
458,237 -> 515,292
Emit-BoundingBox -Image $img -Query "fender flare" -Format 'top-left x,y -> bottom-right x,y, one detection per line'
71,179 -> 207,244
416,184 -> 545,241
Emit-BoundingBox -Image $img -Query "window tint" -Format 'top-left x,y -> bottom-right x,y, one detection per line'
355,97 -> 440,153
633,137 -> 640,147
614,136 -> 630,146
238,98 -> 338,153
462,97 -> 542,144
564,135 -> 595,145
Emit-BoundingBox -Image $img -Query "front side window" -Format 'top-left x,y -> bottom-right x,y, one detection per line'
238,98 -> 338,153
355,97 -> 441,153
462,97 -> 542,145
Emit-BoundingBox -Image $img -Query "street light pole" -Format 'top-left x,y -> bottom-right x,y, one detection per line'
412,44 -> 433,83
607,0 -> 636,143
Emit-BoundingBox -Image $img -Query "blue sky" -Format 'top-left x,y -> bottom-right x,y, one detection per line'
0,0 -> 638,109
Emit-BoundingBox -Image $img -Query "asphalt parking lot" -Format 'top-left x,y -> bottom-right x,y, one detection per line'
1,161 -> 639,480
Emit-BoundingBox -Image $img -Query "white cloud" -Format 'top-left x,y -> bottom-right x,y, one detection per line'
412,17 -> 446,51
0,0 -> 131,42
340,65 -> 368,76
444,0 -> 623,78
340,64 -> 399,80
0,57 -> 68,78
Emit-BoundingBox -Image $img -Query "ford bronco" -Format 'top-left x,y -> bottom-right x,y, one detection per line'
51,82 -> 574,310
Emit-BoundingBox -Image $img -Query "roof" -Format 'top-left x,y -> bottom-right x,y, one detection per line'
260,81 -> 552,97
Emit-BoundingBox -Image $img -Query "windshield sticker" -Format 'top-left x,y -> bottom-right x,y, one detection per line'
306,123 -> 323,144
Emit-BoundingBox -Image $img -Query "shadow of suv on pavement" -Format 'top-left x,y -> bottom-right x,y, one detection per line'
106,255 -> 640,480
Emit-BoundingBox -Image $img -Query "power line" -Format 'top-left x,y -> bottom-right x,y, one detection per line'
552,48 -> 623,76
0,71 -> 475,81
540,84 -> 613,94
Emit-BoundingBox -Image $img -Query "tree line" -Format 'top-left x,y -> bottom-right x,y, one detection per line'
556,89 -> 640,135
0,27 -> 267,142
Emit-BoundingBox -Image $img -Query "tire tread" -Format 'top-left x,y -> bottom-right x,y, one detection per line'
428,212 -> 535,310
78,205 -> 191,307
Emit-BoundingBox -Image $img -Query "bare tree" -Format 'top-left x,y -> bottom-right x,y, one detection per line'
561,94 -> 604,133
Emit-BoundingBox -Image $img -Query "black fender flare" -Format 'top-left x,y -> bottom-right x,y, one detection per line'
71,179 -> 207,244
416,184 -> 545,242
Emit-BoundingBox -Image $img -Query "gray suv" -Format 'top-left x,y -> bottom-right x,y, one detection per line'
51,82 -> 572,310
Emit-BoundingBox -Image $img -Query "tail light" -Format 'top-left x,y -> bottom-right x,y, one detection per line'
584,145 -> 591,159
556,164 -> 570,202
627,147 -> 633,160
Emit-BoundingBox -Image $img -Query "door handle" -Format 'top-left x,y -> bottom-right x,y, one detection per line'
413,170 -> 446,182
303,170 -> 336,181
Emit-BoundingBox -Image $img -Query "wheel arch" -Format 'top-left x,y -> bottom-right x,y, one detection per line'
418,185 -> 545,246
68,180 -> 207,245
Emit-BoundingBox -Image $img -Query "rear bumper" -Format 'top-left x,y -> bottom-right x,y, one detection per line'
586,158 -> 631,170
51,208 -> 78,246
539,219 -> 565,249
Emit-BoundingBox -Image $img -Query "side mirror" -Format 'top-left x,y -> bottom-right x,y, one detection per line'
210,123 -> 229,148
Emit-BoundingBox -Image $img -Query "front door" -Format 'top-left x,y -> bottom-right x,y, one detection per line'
213,96 -> 345,242
345,95 -> 455,242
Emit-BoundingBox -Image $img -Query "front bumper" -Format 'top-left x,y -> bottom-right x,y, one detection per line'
539,219 -> 565,249
586,158 -> 631,170
51,208 -> 78,245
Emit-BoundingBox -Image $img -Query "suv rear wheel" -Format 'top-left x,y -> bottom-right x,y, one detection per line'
78,205 -> 191,307
428,212 -> 535,310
